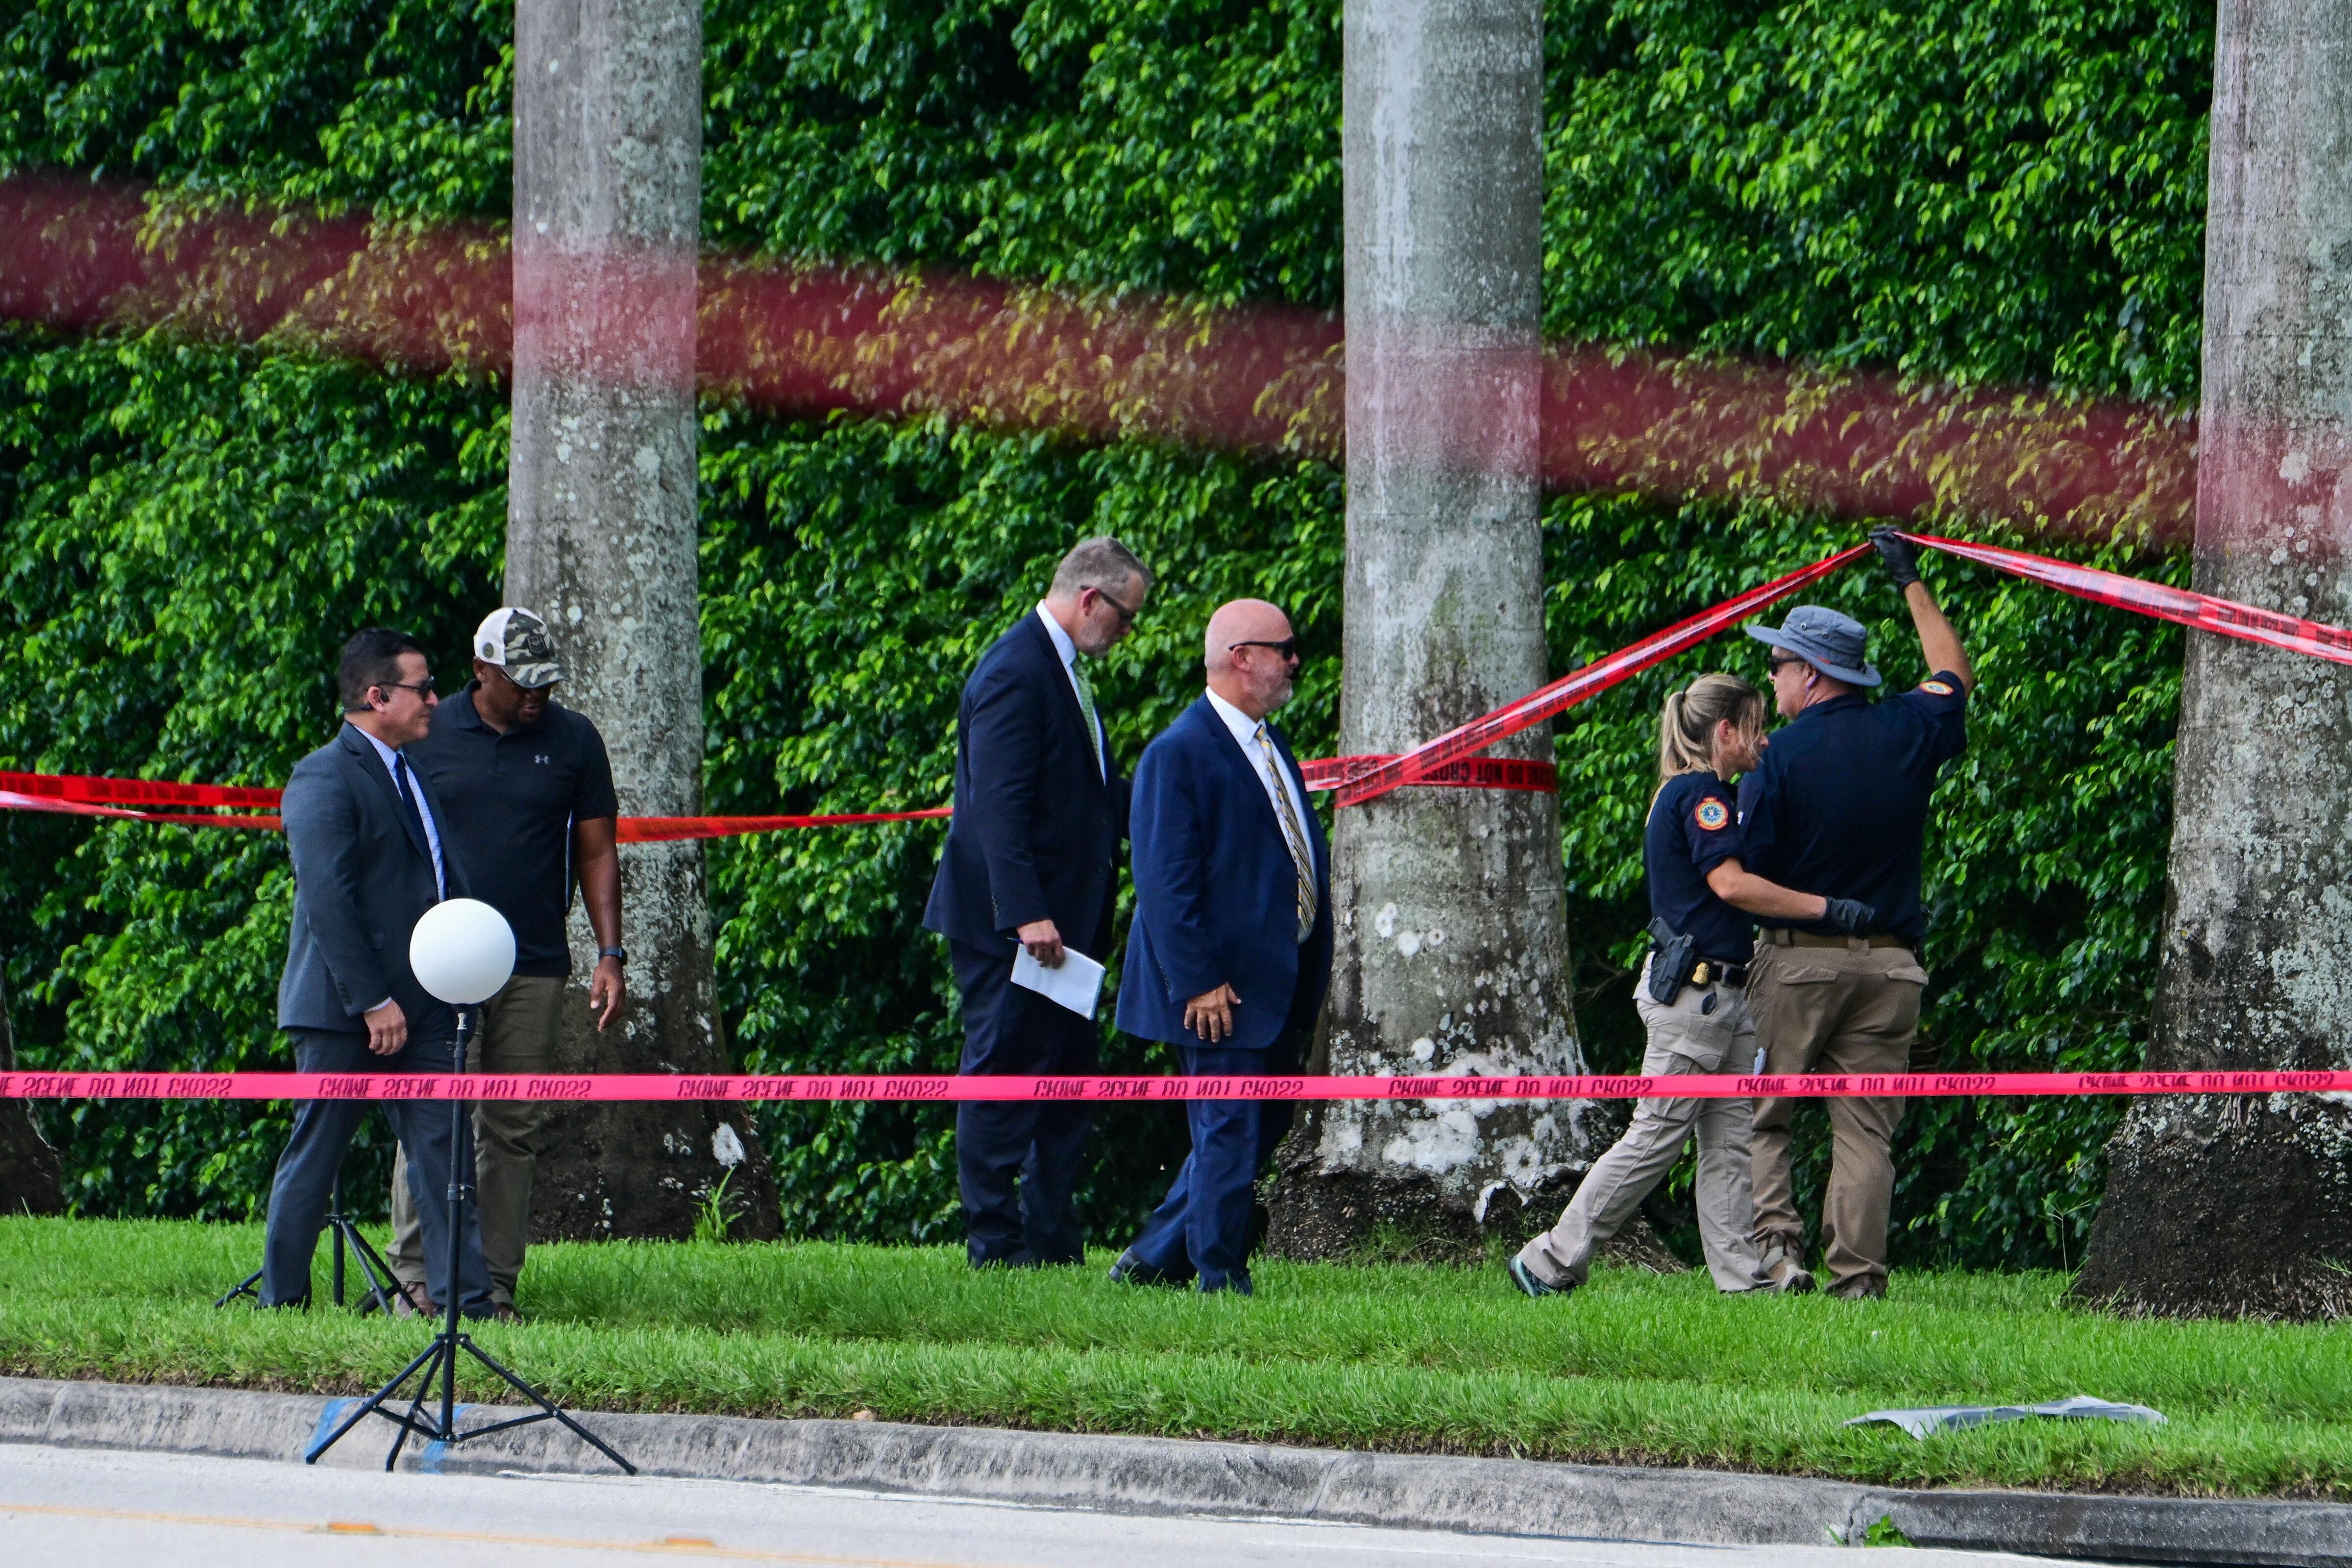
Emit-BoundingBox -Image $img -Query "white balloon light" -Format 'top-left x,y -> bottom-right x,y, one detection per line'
410,898 -> 517,1005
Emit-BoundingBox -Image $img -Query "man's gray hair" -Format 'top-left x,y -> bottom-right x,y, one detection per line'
1048,536 -> 1151,600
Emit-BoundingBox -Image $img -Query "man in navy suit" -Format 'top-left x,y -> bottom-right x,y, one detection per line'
923,538 -> 1152,1266
258,628 -> 494,1317
1111,599 -> 1332,1295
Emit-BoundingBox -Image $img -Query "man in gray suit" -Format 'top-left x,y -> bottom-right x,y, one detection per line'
258,628 -> 493,1316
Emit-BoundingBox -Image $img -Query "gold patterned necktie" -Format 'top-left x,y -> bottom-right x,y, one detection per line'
1071,662 -> 1104,777
1255,722 -> 1317,941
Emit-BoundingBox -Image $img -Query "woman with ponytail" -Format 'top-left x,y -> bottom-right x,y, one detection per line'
1507,673 -> 1873,1299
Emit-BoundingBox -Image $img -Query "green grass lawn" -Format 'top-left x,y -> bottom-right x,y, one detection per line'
3,1216 -> 2348,1499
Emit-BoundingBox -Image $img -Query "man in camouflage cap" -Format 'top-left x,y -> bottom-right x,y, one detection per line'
388,607 -> 626,1319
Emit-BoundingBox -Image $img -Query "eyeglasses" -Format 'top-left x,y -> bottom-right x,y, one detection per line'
373,679 -> 437,702
1088,586 -> 1143,627
1767,655 -> 1806,674
1228,637 -> 1301,663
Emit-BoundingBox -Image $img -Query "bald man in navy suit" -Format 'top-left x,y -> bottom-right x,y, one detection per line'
1111,599 -> 1331,1296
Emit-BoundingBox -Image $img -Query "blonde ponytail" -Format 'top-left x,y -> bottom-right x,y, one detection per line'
1657,673 -> 1765,783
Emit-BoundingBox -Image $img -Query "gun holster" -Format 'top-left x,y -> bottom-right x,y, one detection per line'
1646,917 -> 1700,1004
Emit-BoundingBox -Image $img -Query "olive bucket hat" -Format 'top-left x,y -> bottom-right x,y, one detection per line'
1743,604 -> 1880,687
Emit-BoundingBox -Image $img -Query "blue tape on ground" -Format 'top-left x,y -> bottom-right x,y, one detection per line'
416,1405 -> 479,1473
309,1397 -> 360,1455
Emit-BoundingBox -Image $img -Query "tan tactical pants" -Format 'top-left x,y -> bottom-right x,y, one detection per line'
1747,936 -> 1928,1297
389,972 -> 564,1306
1517,956 -> 1764,1293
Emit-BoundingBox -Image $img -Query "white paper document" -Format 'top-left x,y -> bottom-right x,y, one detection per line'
1011,944 -> 1106,1019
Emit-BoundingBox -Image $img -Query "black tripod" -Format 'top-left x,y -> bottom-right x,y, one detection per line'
303,1006 -> 634,1473
216,1176 -> 402,1314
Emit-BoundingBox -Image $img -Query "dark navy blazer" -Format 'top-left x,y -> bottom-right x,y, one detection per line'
1116,696 -> 1332,1053
277,723 -> 473,1039
923,612 -> 1126,958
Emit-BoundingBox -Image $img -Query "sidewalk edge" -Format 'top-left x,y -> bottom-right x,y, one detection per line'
3,1375 -> 2346,1564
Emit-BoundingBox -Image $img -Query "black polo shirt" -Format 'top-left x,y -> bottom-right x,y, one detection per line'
409,684 -> 619,977
1735,673 -> 1969,949
1646,771 -> 1754,963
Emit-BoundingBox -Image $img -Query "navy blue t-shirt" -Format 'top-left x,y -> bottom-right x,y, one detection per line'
1735,672 -> 1969,949
1646,771 -> 1754,963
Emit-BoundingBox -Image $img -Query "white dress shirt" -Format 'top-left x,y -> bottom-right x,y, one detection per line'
355,725 -> 446,900
1035,602 -> 1104,780
1205,688 -> 1312,843
354,724 -> 446,1018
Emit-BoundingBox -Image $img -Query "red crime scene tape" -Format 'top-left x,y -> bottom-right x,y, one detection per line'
0,1069 -> 2345,1102
12,534 -> 2352,834
1331,545 -> 1873,807
1899,532 -> 2352,666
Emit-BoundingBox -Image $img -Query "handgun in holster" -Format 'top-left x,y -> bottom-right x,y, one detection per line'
1645,917 -> 1700,1004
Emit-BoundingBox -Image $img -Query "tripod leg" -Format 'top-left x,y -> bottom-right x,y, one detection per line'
303,1336 -> 440,1464
213,1269 -> 263,1309
387,1346 -> 445,1471
338,1221 -> 401,1315
457,1339 -> 637,1475
331,1176 -> 347,1308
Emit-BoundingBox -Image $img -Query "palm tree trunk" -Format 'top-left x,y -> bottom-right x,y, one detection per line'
505,0 -> 773,1242
1267,0 -> 1608,1256
2076,0 -> 2352,1317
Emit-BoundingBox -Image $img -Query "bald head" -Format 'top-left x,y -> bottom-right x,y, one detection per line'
1205,599 -> 1298,720
1205,600 -> 1289,672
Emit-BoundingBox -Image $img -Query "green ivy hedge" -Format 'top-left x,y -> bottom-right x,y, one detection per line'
0,0 -> 2206,1266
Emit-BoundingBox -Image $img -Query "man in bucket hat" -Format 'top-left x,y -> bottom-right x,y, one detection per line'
1736,527 -> 1974,1300
387,607 -> 625,1320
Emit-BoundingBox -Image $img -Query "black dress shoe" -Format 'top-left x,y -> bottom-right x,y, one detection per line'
1198,1272 -> 1253,1297
1108,1250 -> 1187,1285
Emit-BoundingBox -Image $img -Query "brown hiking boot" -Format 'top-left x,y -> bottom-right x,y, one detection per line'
1756,1243 -> 1816,1295
1828,1273 -> 1888,1301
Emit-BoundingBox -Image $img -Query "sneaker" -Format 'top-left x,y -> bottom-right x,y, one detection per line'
1756,1245 -> 1816,1295
1507,1256 -> 1570,1299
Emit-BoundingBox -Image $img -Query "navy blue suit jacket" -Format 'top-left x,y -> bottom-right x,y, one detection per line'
1116,696 -> 1332,1053
923,612 -> 1126,958
276,723 -> 472,1040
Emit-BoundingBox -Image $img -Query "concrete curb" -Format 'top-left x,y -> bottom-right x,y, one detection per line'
3,1375 -> 2348,1564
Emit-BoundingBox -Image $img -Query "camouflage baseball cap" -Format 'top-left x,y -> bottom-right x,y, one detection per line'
472,607 -> 565,689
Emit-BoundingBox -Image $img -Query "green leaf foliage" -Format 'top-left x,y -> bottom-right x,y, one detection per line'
0,0 -> 2208,1266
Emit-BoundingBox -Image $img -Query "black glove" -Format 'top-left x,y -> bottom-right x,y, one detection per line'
1823,897 -> 1876,934
1869,525 -> 1921,587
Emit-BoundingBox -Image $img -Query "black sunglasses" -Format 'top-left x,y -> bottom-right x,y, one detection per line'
372,678 -> 438,702
1767,654 -> 1807,673
1228,637 -> 1301,662
1089,586 -> 1143,626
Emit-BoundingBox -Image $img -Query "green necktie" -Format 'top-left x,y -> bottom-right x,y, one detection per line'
1071,662 -> 1104,777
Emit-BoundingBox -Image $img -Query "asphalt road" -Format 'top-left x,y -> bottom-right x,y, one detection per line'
0,1442 -> 2106,1567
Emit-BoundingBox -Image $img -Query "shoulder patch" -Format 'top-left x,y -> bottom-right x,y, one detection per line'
1918,679 -> 1956,696
1693,798 -> 1731,832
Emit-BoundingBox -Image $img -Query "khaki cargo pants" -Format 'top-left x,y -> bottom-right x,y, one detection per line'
1517,956 -> 1764,1293
389,972 -> 564,1307
1747,935 -> 1929,1296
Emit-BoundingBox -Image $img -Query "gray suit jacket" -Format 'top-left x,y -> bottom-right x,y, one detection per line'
276,723 -> 472,1040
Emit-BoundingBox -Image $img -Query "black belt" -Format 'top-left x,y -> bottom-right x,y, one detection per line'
1691,958 -> 1748,989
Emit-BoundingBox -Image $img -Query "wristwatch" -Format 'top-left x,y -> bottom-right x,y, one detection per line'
597,946 -> 627,966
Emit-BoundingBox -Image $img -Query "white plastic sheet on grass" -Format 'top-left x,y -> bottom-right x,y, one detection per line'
1847,1395 -> 2168,1440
